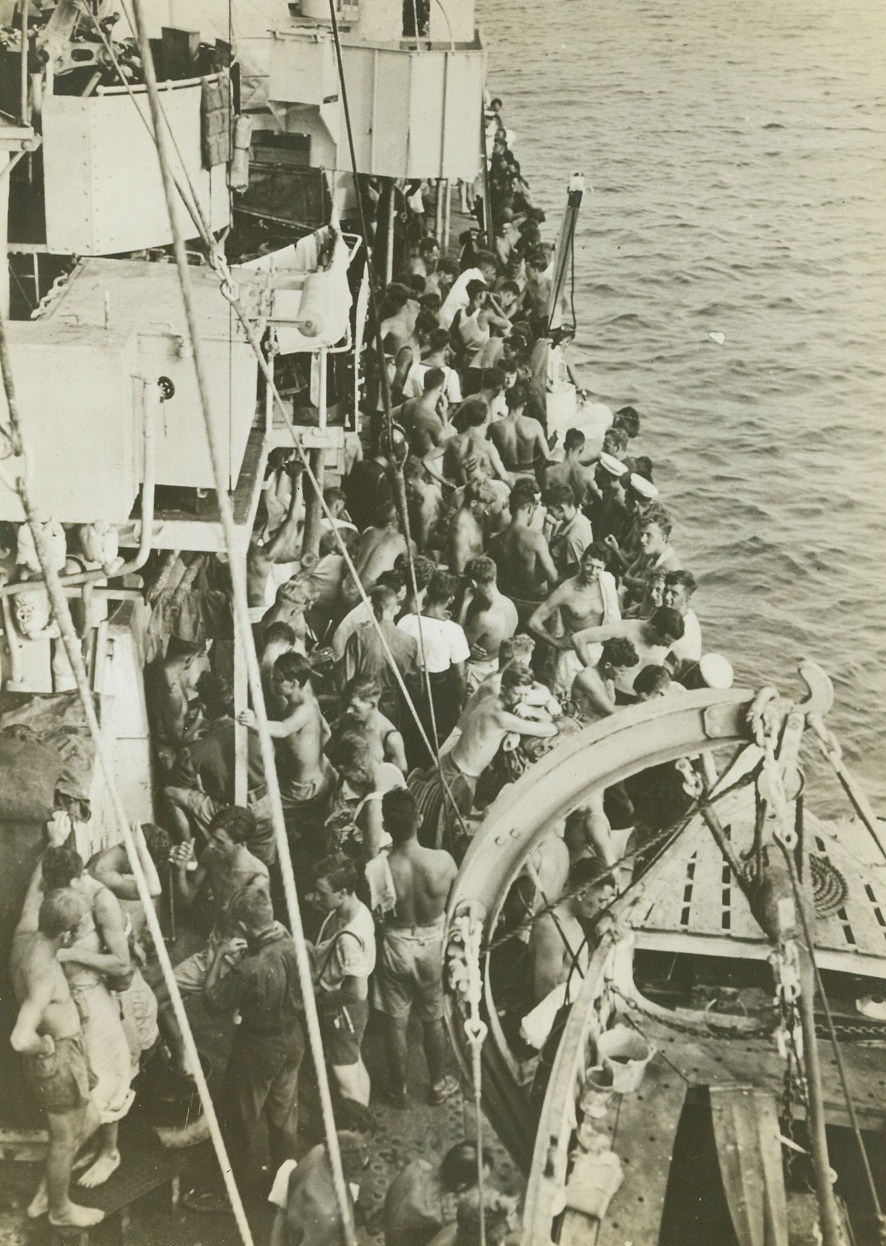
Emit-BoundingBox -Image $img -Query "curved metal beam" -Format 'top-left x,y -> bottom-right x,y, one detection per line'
445,687 -> 754,1171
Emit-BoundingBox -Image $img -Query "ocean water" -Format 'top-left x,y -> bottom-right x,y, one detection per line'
480,0 -> 886,812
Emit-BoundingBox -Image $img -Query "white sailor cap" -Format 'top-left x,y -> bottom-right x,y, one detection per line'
699,654 -> 734,689
599,452 -> 628,478
627,474 -> 659,500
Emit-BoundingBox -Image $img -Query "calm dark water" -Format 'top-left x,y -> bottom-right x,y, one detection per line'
480,0 -> 886,811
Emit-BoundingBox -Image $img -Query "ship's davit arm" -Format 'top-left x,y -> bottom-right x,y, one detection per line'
444,686 -> 755,1172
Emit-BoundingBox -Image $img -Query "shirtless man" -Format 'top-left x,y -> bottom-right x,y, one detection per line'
247,460 -> 304,610
330,675 -> 407,773
487,381 -> 551,479
399,369 -> 451,457
411,665 -> 557,857
259,621 -> 298,701
403,456 -> 444,555
544,428 -> 598,509
573,606 -> 685,699
144,638 -> 205,774
566,638 -> 641,865
424,398 -> 513,487
375,788 -> 458,1108
446,457 -> 511,539
161,806 -> 269,1073
448,479 -> 496,575
39,847 -> 134,1189
87,822 -> 166,903
447,665 -> 557,803
527,856 -> 617,1005
379,284 -> 421,357
408,236 -> 442,291
527,542 -> 620,697
458,557 -> 518,691
11,890 -> 104,1229
342,502 -> 409,606
259,576 -> 314,655
487,482 -> 557,625
572,637 -> 640,722
240,651 -> 334,847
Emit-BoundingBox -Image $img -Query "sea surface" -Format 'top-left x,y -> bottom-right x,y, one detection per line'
480,0 -> 886,813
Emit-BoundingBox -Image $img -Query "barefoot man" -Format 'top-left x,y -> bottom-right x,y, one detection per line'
374,789 -> 459,1109
11,889 -> 104,1230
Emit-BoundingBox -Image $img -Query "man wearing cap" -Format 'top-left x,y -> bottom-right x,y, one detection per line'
603,472 -> 660,568
587,455 -> 627,549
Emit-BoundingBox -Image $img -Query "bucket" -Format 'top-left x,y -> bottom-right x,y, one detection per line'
579,1065 -> 614,1119
140,1051 -> 212,1129
595,1025 -> 653,1093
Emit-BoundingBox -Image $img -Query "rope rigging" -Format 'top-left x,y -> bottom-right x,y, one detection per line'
0,319 -> 256,1245
87,0 -> 475,839
129,4 -> 359,1239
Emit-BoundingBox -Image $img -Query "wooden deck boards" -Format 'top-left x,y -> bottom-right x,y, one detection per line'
557,1052 -> 688,1246
632,799 -> 886,977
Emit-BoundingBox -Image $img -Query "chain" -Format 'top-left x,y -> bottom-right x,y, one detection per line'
612,986 -> 770,1041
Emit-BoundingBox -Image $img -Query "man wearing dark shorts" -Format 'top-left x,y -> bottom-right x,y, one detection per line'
11,889 -> 104,1229
374,790 -> 458,1108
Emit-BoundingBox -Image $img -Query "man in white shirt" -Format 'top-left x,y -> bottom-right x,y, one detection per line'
397,571 -> 470,763
663,570 -> 702,673
438,252 -> 499,329
402,327 -> 463,405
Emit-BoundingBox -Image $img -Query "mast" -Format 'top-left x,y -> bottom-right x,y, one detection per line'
546,172 -> 585,334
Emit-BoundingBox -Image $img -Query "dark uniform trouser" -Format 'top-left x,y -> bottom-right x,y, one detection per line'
220,1025 -> 305,1185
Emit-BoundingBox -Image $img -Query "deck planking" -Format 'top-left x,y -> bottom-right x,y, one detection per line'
559,1053 -> 688,1246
